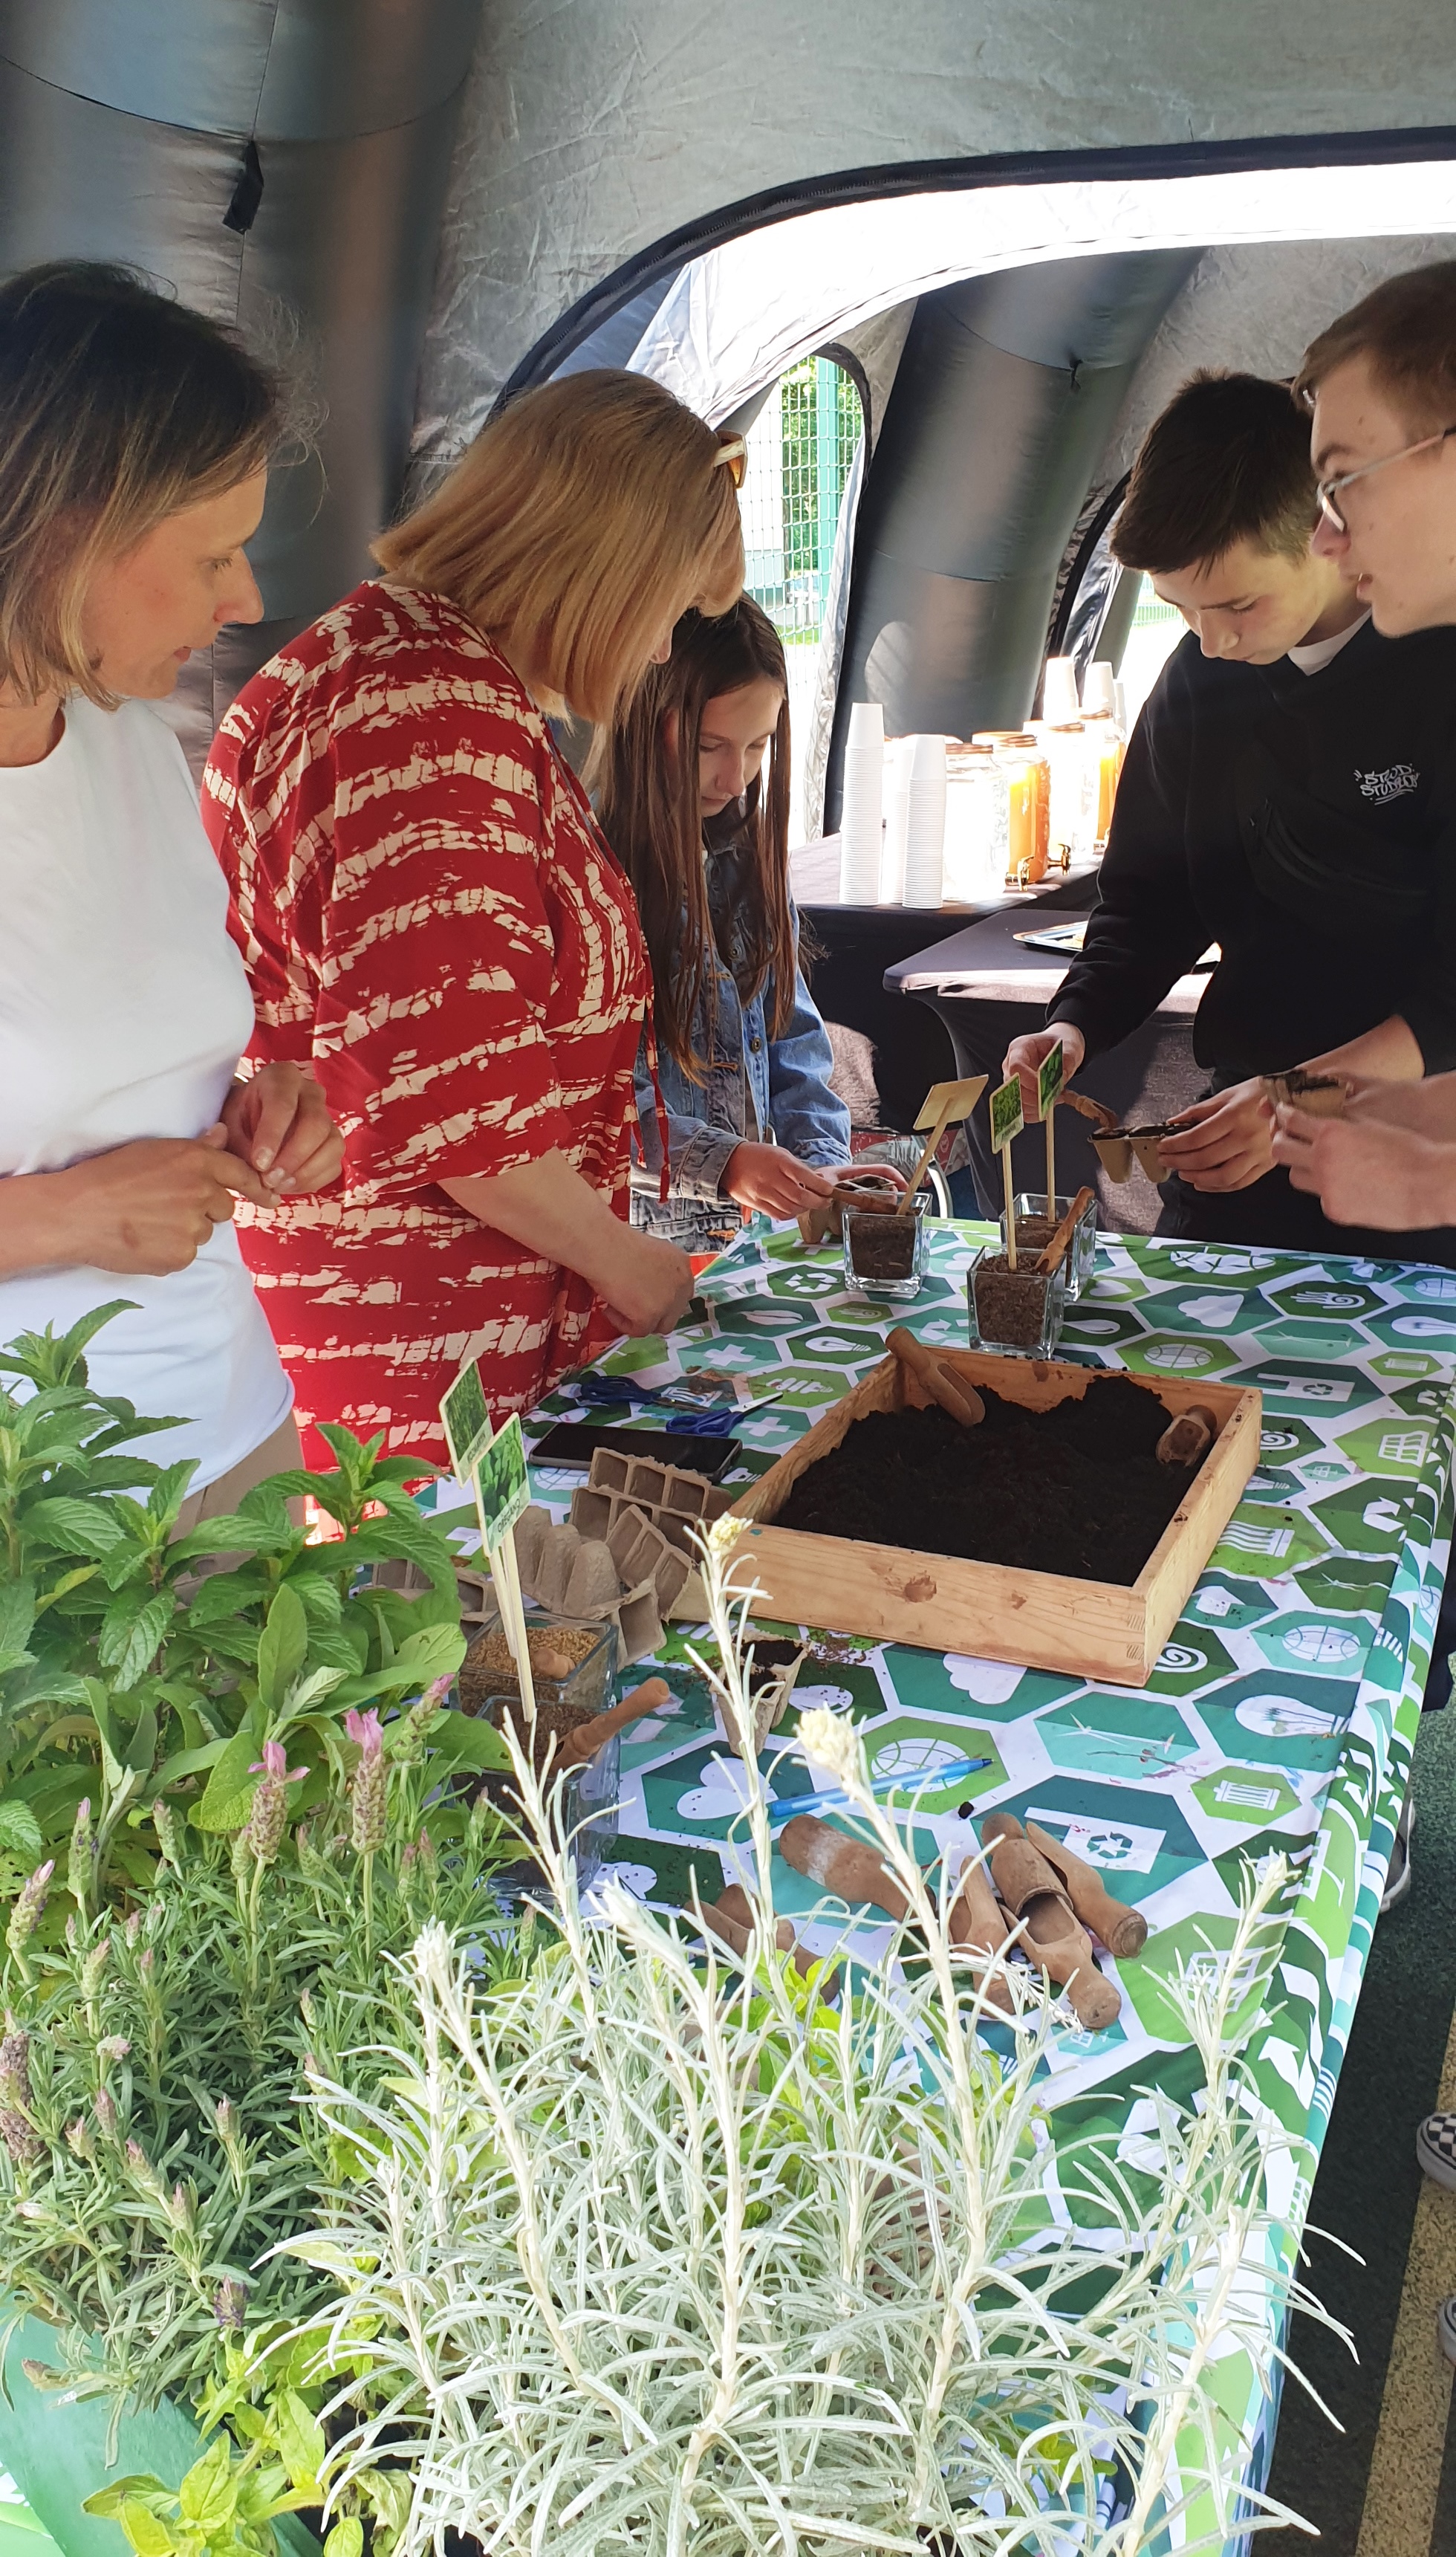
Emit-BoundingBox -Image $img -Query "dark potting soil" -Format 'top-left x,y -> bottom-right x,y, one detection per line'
773,1377 -> 1203,1584
972,1253 -> 1050,1347
845,1211 -> 917,1280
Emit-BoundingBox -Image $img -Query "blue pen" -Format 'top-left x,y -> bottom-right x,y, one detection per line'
767,1755 -> 992,1826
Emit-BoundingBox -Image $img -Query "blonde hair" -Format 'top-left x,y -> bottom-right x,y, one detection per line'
0,261 -> 281,707
373,370 -> 744,722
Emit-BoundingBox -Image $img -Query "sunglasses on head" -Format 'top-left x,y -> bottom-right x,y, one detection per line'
712,428 -> 747,488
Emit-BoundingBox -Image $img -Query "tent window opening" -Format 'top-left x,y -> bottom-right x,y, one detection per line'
738,355 -> 864,844
1118,577 -> 1187,727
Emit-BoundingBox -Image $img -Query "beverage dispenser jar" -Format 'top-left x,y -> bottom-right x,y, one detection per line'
972,733 -> 1049,886
942,742 -> 1002,901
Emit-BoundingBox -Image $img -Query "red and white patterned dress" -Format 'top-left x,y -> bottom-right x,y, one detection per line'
203,580 -> 651,1471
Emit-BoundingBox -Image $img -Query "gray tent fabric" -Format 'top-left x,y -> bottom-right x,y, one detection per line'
0,0 -> 481,767
415,0 -> 1456,462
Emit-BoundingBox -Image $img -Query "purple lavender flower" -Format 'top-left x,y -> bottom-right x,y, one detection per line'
344,1708 -> 387,1853
241,1740 -> 308,1867
213,2278 -> 247,2332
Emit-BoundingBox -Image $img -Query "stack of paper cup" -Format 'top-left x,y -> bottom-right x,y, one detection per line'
880,736 -> 912,904
839,699 -> 885,902
1081,660 -> 1117,716
903,733 -> 947,905
1043,655 -> 1080,722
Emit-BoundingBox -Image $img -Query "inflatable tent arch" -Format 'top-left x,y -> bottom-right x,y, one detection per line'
1,0 -> 1455,801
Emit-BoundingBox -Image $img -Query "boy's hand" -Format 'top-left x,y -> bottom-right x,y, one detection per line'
1157,1080 -> 1274,1190
1273,1106 -> 1456,1229
1003,1025 -> 1086,1120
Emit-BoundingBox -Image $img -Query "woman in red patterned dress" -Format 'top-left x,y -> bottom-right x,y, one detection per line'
203,371 -> 744,1468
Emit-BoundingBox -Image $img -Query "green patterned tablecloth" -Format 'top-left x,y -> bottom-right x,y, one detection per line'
468,1217 -> 1456,2547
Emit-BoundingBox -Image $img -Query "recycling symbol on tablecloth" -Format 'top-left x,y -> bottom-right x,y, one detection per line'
1311,1478 -> 1413,1557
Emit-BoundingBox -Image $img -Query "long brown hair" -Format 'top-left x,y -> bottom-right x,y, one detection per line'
374,371 -> 744,725
594,597 -> 794,1080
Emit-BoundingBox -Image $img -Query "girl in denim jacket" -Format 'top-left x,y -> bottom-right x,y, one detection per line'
597,600 -> 872,1248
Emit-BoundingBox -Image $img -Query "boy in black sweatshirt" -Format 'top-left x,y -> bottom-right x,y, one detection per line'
1005,370 -> 1456,1265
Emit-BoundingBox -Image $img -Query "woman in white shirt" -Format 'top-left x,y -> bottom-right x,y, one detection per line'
0,262 -> 342,1520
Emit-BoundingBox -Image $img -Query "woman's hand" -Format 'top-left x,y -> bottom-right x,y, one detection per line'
0,1132 -> 272,1280
441,1154 -> 695,1339
722,1143 -> 840,1219
1003,1024 -> 1086,1119
220,1063 -> 342,1195
1157,1080 -> 1275,1191
601,1231 -> 697,1338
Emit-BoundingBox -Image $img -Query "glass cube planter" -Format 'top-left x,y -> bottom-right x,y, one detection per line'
478,1699 -> 621,1885
999,1190 -> 1098,1302
966,1243 -> 1067,1358
842,1190 -> 929,1302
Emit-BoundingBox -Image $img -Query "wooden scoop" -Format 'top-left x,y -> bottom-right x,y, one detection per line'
555,1676 -> 672,1769
1154,1403 -> 1218,1468
1061,1087 -> 1120,1135
1023,1819 -> 1148,1960
981,1811 -> 1121,2030
797,1171 -> 902,1248
1034,1184 -> 1096,1277
887,1327 -> 985,1427
947,1853 -> 1014,2013
779,1812 -> 910,1919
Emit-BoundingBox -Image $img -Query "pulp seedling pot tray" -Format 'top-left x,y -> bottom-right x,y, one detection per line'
716,1349 -> 1261,1688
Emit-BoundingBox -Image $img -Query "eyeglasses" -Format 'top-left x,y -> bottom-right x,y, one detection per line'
712,429 -> 747,488
1317,423 -> 1456,533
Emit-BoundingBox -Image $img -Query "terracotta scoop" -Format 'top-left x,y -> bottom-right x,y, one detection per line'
947,1853 -> 1014,2014
1154,1403 -> 1218,1468
1034,1184 -> 1095,1277
1023,1818 -> 1148,1959
887,1327 -> 985,1427
555,1676 -> 672,1769
981,1810 -> 1121,2030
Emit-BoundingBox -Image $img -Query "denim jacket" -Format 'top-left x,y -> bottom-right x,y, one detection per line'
632,826 -> 850,1203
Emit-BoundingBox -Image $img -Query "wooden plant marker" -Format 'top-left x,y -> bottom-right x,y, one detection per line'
989,1075 -> 1024,1267
1036,1039 -> 1064,1213
896,1074 -> 988,1215
440,1357 -> 536,1722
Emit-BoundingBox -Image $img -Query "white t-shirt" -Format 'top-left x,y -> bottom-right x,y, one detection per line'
1286,609 -> 1371,675
0,696 -> 291,1487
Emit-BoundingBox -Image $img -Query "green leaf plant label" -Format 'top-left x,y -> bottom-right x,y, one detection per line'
473,1413 -> 529,1551
1037,1038 -> 1065,1121
990,1074 -> 1025,1154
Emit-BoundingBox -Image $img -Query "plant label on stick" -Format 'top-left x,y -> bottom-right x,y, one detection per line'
989,1076 -> 1024,1268
438,1364 -> 535,1720
897,1073 -> 988,1215
1037,1040 -> 1065,1210
440,1353 -> 493,1485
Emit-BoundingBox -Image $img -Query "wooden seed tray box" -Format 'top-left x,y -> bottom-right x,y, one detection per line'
698,1349 -> 1261,1688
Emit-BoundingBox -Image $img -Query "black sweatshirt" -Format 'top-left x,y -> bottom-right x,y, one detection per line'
1050,620 -> 1456,1079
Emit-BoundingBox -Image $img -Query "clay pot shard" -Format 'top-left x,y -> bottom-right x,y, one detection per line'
1022,1818 -> 1148,1960
886,1326 -> 985,1427
1154,1402 -> 1218,1468
981,1810 -> 1122,2031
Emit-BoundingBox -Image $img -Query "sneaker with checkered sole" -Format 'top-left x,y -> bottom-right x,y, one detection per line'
1417,2109 -> 1456,2193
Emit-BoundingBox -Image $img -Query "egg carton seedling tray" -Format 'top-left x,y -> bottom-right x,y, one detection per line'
708,1349 -> 1260,1687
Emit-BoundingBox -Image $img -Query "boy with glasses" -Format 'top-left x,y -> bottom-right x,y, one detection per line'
1006,368 -> 1456,1262
1258,266 -> 1456,2303
1271,264 -> 1456,1238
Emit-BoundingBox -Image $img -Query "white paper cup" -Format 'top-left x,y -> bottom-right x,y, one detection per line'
903,733 -> 946,905
1042,655 -> 1079,722
846,699 -> 885,751
880,736 -> 912,904
1081,660 -> 1118,716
